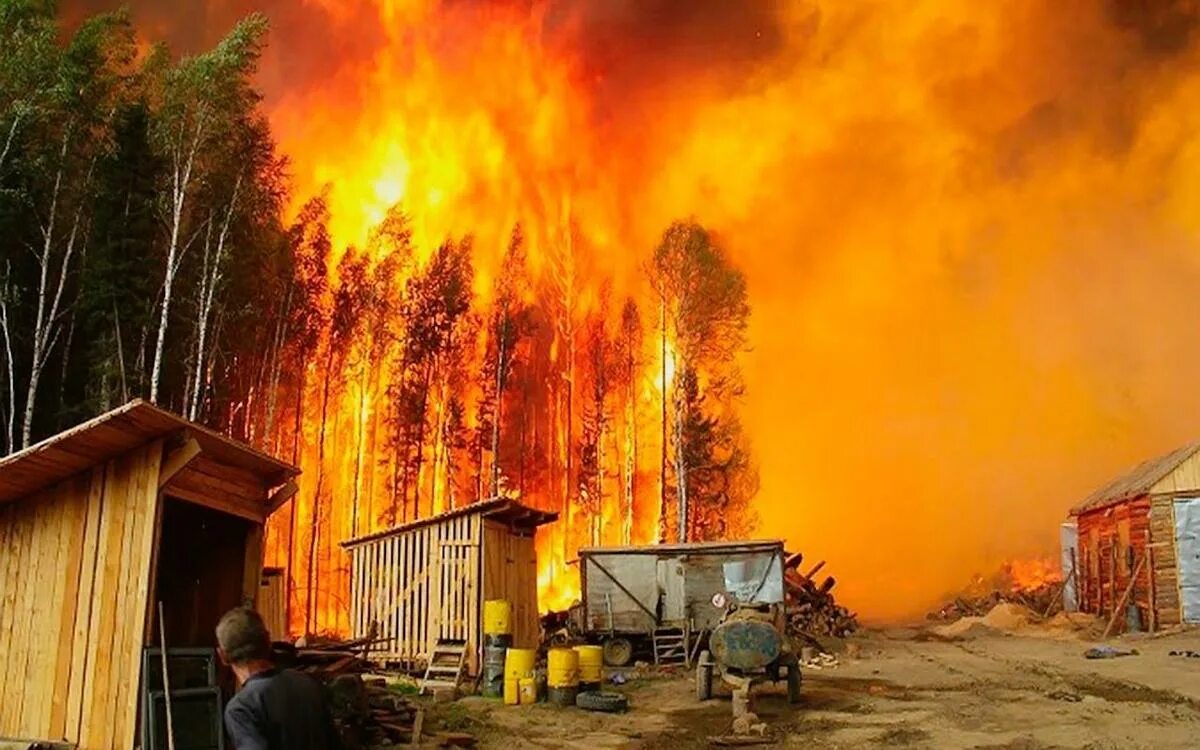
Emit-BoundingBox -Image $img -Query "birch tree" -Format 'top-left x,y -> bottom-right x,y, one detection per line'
186,114 -> 281,420
0,0 -> 56,179
17,11 -> 135,446
147,14 -> 268,404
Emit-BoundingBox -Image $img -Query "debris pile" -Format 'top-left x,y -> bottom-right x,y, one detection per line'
273,636 -> 475,749
783,552 -> 859,638
930,561 -> 1066,621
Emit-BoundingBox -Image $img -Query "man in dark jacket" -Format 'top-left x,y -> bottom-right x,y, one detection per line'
216,607 -> 341,750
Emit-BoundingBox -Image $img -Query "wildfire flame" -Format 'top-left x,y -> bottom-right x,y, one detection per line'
1003,558 -> 1063,593
78,0 -> 1200,627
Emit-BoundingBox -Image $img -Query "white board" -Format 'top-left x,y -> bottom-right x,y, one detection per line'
1174,498 -> 1200,624
1060,521 -> 1079,613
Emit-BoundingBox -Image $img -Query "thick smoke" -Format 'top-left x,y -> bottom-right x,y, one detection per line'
61,0 -> 1200,619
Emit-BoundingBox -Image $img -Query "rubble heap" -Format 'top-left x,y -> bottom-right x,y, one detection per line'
783,553 -> 859,639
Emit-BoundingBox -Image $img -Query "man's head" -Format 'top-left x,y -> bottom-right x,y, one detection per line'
216,607 -> 271,666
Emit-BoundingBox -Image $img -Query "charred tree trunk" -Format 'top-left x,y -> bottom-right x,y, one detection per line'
305,342 -> 336,635
658,299 -> 668,543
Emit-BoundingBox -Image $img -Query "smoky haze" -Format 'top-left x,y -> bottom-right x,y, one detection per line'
60,0 -> 1200,619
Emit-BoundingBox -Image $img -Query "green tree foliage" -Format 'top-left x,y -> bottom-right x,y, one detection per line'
0,5 -> 293,451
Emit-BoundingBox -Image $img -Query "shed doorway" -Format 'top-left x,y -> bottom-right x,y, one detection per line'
152,496 -> 255,647
1175,498 -> 1200,624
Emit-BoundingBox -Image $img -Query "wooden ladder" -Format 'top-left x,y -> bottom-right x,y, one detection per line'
652,626 -> 690,667
420,640 -> 468,695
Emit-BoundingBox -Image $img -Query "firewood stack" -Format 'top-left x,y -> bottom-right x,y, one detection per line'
271,635 -> 471,748
783,552 -> 859,639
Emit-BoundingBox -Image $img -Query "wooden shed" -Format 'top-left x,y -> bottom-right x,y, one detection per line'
342,498 -> 558,674
0,400 -> 298,749
1068,442 -> 1200,631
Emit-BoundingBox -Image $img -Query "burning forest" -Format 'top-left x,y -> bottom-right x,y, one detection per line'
7,0 -> 1200,637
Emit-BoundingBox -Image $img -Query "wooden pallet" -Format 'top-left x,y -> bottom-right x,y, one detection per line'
420,640 -> 468,695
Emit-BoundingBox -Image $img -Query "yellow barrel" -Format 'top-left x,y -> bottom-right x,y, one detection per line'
575,645 -> 604,685
505,648 -> 536,681
504,677 -> 520,705
547,647 -> 580,688
484,600 -> 512,636
518,678 -> 538,705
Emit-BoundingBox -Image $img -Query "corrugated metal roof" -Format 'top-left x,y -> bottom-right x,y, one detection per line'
1071,441 -> 1200,515
579,539 -> 785,557
341,497 -> 559,547
0,399 -> 297,504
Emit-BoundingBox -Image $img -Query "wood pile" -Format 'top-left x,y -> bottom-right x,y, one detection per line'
783,552 -> 859,639
272,636 -> 476,749
928,571 -> 1065,621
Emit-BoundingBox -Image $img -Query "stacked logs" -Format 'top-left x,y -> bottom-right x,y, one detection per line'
783,552 -> 859,638
272,636 -> 474,748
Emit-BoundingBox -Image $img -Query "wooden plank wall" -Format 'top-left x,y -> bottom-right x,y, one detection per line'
1149,496 -> 1182,626
348,513 -> 481,668
259,571 -> 288,639
1076,498 -> 1152,630
0,441 -> 162,750
481,522 -> 539,649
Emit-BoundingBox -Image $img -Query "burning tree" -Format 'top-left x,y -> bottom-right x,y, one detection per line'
650,221 -> 751,543
382,238 -> 474,524
578,297 -> 614,546
474,225 -> 534,499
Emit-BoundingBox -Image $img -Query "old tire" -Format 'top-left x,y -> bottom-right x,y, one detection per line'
576,691 -> 629,713
696,651 -> 714,701
786,661 -> 802,704
602,637 -> 634,667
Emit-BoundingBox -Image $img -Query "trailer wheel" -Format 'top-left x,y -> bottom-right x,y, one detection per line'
786,659 -> 802,704
696,650 -> 714,701
603,637 -> 634,667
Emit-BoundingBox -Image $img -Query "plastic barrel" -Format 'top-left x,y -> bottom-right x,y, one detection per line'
482,645 -> 507,699
505,648 -> 537,681
574,645 -> 604,692
518,677 -> 538,705
504,677 -> 520,705
484,600 -> 513,636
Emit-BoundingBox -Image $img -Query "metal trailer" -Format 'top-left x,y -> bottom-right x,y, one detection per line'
576,540 -> 786,667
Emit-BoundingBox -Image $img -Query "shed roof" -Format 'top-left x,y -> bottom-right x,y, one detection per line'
342,497 -> 559,547
1071,441 -> 1200,516
0,399 -> 297,504
579,539 -> 785,557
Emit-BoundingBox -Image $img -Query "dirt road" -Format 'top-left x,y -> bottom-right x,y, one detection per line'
430,625 -> 1200,749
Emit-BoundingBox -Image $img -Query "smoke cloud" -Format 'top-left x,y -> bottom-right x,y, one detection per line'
62,0 -> 1200,618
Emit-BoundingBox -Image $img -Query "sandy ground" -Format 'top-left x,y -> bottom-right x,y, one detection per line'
423,620 -> 1200,749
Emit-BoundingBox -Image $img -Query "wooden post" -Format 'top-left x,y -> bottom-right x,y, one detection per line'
1146,528 -> 1157,633
158,601 -> 177,750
